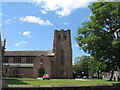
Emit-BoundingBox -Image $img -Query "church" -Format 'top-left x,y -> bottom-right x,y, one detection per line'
2,29 -> 73,79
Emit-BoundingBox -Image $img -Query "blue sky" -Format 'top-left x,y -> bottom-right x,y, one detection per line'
1,0 -> 96,59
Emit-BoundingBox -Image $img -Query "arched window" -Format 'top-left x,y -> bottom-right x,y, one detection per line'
61,50 -> 64,64
40,58 -> 44,62
58,35 -> 61,39
5,69 -> 8,73
64,35 -> 67,39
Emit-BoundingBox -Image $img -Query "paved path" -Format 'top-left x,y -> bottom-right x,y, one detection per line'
7,83 -> 118,88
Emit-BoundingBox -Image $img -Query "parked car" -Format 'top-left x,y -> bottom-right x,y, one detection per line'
43,74 -> 50,80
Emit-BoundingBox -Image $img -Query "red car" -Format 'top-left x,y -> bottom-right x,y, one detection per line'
43,74 -> 50,80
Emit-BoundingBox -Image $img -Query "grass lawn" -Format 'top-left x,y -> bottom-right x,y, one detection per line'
3,77 -> 120,85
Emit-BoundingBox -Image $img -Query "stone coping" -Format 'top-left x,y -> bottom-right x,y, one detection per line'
3,63 -> 33,67
7,83 -> 120,88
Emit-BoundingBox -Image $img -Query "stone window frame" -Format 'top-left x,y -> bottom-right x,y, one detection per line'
64,35 -> 67,40
5,69 -> 8,73
3,57 -> 9,63
26,57 -> 34,63
58,35 -> 61,40
13,57 -> 21,63
61,50 -> 64,64
40,58 -> 44,62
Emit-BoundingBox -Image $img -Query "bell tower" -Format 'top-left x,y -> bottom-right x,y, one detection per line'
53,29 -> 72,78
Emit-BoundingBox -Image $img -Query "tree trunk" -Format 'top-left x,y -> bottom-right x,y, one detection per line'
109,70 -> 114,81
98,70 -> 100,79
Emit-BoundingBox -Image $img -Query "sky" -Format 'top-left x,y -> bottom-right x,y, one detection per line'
0,0 -> 98,59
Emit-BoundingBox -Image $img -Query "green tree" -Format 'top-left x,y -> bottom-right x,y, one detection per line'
75,2 -> 120,81
72,62 -> 82,78
73,56 -> 106,78
73,56 -> 90,78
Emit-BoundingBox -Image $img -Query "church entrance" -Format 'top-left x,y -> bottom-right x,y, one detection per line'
38,67 -> 45,77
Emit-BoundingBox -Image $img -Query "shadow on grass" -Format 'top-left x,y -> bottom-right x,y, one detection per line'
6,79 -> 29,85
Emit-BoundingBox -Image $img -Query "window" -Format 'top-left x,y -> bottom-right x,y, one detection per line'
13,57 -> 21,63
5,69 -> 8,73
26,57 -> 34,63
58,35 -> 61,39
3,57 -> 9,63
40,58 -> 44,62
61,71 -> 64,75
64,35 -> 67,39
61,50 -> 64,64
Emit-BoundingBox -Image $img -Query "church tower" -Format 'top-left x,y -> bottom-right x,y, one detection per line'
53,29 -> 72,78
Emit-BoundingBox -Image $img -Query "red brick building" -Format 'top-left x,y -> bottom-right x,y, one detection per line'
3,30 -> 72,79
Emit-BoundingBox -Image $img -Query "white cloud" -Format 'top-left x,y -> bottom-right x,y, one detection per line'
73,43 -> 79,47
19,32 -> 21,34
63,22 -> 69,25
75,43 -> 79,47
40,10 -> 47,14
0,13 -> 3,26
15,41 -> 28,46
0,13 -> 3,16
72,43 -> 79,48
6,19 -> 11,24
19,16 -> 53,25
22,31 -> 31,38
33,0 -> 97,17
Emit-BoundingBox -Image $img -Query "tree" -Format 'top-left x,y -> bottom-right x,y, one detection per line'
73,56 -> 90,78
73,55 -> 106,78
72,62 -> 82,78
75,2 -> 120,81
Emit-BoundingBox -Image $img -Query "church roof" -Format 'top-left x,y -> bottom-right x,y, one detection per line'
4,50 -> 54,57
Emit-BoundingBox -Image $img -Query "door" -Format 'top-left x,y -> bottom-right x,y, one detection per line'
38,67 -> 45,77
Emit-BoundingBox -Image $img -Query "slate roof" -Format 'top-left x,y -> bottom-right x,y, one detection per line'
4,50 -> 54,56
